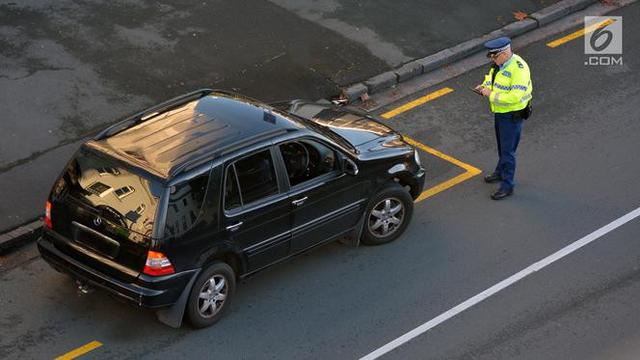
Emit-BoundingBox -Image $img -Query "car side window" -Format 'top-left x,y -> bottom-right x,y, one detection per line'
225,149 -> 279,210
165,171 -> 210,237
279,139 -> 337,187
224,165 -> 241,211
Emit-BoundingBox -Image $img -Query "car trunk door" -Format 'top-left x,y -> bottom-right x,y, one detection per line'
49,146 -> 163,282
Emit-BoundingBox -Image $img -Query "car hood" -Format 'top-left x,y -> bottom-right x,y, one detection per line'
285,101 -> 409,154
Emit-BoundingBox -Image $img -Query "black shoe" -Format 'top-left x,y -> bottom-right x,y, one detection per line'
491,188 -> 513,200
484,173 -> 502,183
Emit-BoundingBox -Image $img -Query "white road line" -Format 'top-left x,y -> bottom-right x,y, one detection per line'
360,206 -> 640,360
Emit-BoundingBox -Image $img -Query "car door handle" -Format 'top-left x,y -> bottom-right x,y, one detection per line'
226,221 -> 243,232
292,196 -> 308,207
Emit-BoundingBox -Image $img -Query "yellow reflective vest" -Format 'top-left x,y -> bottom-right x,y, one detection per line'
482,54 -> 533,113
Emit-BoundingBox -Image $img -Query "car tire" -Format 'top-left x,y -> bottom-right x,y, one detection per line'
361,182 -> 413,246
186,262 -> 236,328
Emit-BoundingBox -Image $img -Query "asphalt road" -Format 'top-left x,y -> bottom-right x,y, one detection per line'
1,2 -> 639,360
0,0 -> 556,232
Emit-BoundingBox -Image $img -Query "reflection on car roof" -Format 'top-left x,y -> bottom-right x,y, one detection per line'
88,93 -> 304,178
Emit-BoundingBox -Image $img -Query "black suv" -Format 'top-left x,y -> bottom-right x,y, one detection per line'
38,89 -> 425,328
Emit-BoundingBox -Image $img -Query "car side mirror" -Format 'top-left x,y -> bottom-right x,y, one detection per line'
343,158 -> 359,176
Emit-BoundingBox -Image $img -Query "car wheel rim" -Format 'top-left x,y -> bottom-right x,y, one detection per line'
368,197 -> 404,238
197,274 -> 228,318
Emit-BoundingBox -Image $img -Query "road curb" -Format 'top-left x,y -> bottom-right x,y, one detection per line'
0,219 -> 41,255
530,0 -> 600,25
341,0 -> 599,102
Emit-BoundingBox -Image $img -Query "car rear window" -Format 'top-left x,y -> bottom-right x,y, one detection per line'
56,147 -> 163,237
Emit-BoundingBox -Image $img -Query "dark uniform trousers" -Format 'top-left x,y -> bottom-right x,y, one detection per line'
494,111 -> 523,191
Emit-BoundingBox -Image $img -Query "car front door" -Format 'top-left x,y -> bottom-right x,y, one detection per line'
222,147 -> 291,272
278,138 -> 366,254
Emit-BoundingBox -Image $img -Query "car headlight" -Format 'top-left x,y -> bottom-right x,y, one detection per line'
414,149 -> 421,166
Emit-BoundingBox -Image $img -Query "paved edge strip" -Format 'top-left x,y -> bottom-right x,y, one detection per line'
360,206 -> 640,360
0,219 -> 42,255
55,341 -> 103,360
546,17 -> 615,47
341,0 -> 599,102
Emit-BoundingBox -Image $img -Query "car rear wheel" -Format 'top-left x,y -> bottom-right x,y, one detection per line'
361,182 -> 413,245
186,262 -> 235,328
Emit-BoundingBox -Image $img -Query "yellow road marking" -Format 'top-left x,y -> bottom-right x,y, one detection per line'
404,137 -> 480,174
403,137 -> 481,202
381,87 -> 454,119
546,18 -> 615,48
381,89 -> 481,202
55,341 -> 103,360
416,169 -> 480,202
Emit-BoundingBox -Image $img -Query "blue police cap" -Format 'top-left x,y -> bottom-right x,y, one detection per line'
484,37 -> 511,54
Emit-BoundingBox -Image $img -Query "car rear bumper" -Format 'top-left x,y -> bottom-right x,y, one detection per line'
37,235 -> 197,309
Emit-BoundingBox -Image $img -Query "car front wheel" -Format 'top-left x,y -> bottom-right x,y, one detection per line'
361,182 -> 413,245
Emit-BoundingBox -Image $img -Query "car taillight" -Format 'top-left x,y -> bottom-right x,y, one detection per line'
143,250 -> 175,276
44,201 -> 52,229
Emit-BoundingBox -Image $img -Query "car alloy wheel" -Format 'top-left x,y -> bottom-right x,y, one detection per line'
368,197 -> 405,238
197,274 -> 228,318
187,262 -> 236,328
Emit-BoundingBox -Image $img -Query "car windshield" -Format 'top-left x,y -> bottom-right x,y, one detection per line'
285,112 -> 357,153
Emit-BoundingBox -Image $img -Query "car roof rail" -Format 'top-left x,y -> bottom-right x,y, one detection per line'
94,88 -> 214,140
169,128 -> 290,177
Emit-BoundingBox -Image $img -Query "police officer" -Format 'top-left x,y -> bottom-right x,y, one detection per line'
475,37 -> 532,200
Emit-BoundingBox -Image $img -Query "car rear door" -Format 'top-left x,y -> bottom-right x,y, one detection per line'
221,147 -> 292,272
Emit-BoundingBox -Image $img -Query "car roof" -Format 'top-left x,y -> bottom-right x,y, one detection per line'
86,91 -> 304,179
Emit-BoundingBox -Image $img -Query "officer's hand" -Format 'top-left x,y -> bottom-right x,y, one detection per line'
479,87 -> 492,97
